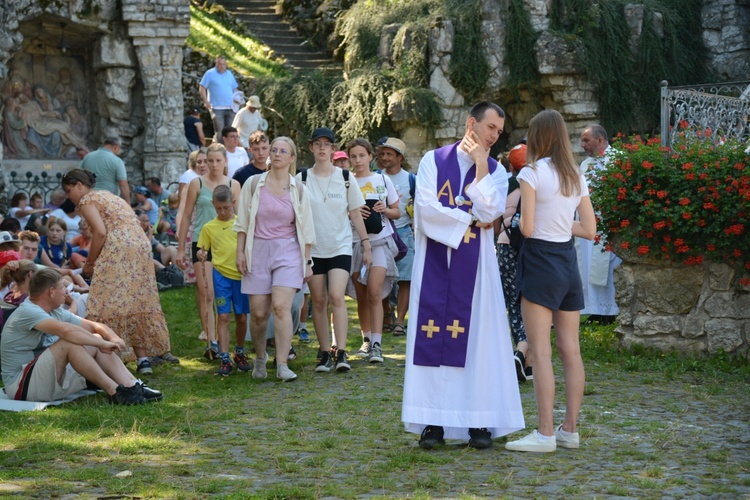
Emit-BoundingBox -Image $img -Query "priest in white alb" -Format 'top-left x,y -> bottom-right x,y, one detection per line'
402,102 -> 525,449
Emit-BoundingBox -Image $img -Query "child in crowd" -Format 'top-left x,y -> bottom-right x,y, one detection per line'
134,186 -> 159,225
158,192 -> 180,236
39,219 -> 72,268
24,193 -> 50,232
9,192 -> 49,230
332,150 -> 350,170
69,218 -> 92,269
197,185 -> 250,376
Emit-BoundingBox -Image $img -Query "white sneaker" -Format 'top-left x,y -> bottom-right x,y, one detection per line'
505,431 -> 556,453
276,363 -> 297,382
555,424 -> 580,449
252,352 -> 268,379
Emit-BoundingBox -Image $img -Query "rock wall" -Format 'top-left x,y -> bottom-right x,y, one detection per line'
615,258 -> 750,359
0,0 -> 190,203
338,0 -> 750,164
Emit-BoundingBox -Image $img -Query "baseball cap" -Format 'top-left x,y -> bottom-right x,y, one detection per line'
332,151 -> 349,161
310,127 -> 335,143
135,186 -> 151,196
508,144 -> 528,170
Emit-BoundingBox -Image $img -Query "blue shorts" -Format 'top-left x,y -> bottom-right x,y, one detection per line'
518,238 -> 584,312
213,268 -> 249,315
395,225 -> 414,281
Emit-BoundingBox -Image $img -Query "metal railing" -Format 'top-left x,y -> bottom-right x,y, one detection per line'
660,80 -> 750,149
7,171 -> 63,205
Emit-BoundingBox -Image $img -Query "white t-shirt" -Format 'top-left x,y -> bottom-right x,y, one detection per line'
9,207 -> 31,229
231,108 -> 262,147
226,148 -> 250,179
352,173 -> 399,242
297,167 -> 366,258
179,169 -> 200,185
383,168 -> 413,229
516,157 -> 589,243
50,209 -> 81,241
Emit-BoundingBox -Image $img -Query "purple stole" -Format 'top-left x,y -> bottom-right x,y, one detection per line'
413,142 -> 497,368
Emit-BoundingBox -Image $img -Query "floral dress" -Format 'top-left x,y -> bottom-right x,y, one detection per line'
77,190 -> 171,361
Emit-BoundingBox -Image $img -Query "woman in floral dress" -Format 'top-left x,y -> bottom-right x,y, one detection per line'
61,168 -> 174,375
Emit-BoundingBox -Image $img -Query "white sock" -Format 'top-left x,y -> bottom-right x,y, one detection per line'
362,331 -> 371,342
301,321 -> 307,329
537,431 -> 553,440
372,333 -> 382,344
137,357 -> 148,364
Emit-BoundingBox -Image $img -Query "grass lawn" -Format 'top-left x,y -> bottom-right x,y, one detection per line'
0,285 -> 748,498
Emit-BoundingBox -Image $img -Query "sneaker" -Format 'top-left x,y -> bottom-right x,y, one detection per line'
216,358 -> 233,376
514,351 -> 529,382
505,431 -> 556,453
198,330 -> 207,341
298,328 -> 310,343
369,342 -> 383,363
418,425 -> 445,449
276,363 -> 298,382
357,341 -> 372,357
110,384 -> 146,405
148,356 -> 166,366
233,352 -> 251,372
555,424 -> 580,449
136,359 -> 153,375
335,350 -> 351,372
316,349 -> 324,361
288,345 -> 297,361
252,352 -> 268,379
524,365 -> 533,381
161,352 -> 180,364
204,342 -> 219,361
468,428 -> 493,449
135,381 -> 163,402
315,351 -> 333,372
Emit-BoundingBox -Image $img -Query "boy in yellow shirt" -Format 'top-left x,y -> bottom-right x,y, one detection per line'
197,186 -> 249,376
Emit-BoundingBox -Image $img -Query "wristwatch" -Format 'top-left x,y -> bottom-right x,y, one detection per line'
470,215 -> 478,227
306,259 -> 313,266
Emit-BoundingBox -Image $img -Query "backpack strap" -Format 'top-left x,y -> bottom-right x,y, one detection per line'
341,168 -> 350,188
301,169 -> 307,184
409,172 -> 416,199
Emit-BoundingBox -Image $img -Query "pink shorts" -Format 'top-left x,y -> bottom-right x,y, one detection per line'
243,238 -> 303,294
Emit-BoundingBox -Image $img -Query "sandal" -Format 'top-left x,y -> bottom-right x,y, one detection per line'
392,324 -> 406,336
383,315 -> 394,332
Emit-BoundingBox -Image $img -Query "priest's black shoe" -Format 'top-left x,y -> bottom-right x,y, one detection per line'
419,425 -> 445,449
468,428 -> 493,449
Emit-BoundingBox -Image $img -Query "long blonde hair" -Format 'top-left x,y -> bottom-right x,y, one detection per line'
271,136 -> 298,175
526,109 -> 581,197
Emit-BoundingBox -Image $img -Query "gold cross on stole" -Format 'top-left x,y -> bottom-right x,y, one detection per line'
446,320 -> 465,339
421,319 -> 440,338
463,227 -> 476,244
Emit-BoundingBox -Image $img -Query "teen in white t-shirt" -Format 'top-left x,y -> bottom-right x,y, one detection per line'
296,128 -> 371,373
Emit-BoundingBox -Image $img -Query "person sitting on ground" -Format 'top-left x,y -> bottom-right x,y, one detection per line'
23,193 -> 51,232
134,186 -> 159,226
145,177 -> 170,208
157,192 -> 180,237
45,189 -> 66,212
49,199 -> 81,241
136,210 -> 177,270
197,185 -> 250,377
1,260 -> 49,332
1,268 -> 162,404
0,217 -> 22,237
69,219 -> 92,270
39,219 -> 72,269
9,192 -> 50,230
18,230 -> 88,293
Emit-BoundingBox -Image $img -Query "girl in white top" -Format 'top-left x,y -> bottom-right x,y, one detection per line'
347,138 -> 400,366
505,109 -> 596,453
296,127 -> 371,373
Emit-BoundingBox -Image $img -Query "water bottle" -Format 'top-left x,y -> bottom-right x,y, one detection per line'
511,213 -> 521,228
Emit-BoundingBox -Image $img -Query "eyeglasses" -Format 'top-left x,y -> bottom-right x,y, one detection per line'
312,141 -> 333,149
271,148 -> 290,155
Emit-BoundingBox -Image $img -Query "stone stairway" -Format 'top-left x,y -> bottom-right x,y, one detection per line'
220,0 -> 335,71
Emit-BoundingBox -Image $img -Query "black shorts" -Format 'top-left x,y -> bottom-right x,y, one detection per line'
311,254 -> 352,276
192,241 -> 213,264
517,238 -> 584,311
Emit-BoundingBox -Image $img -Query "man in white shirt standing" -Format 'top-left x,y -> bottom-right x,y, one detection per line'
379,137 -> 414,337
232,96 -> 264,148
221,126 -> 249,179
578,124 -> 620,324
199,56 -> 238,144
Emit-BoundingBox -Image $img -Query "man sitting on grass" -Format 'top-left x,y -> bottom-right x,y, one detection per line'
1,268 -> 162,405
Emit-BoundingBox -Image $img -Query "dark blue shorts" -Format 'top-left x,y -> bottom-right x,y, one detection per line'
517,238 -> 584,312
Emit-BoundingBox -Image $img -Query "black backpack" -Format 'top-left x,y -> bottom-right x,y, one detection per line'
156,264 -> 184,290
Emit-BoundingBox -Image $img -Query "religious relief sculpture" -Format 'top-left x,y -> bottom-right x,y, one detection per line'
1,53 -> 89,160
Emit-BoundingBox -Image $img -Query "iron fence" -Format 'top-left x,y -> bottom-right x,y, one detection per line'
7,171 -> 63,205
660,80 -> 750,149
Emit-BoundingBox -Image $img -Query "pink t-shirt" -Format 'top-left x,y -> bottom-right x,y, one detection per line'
253,186 -> 296,240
